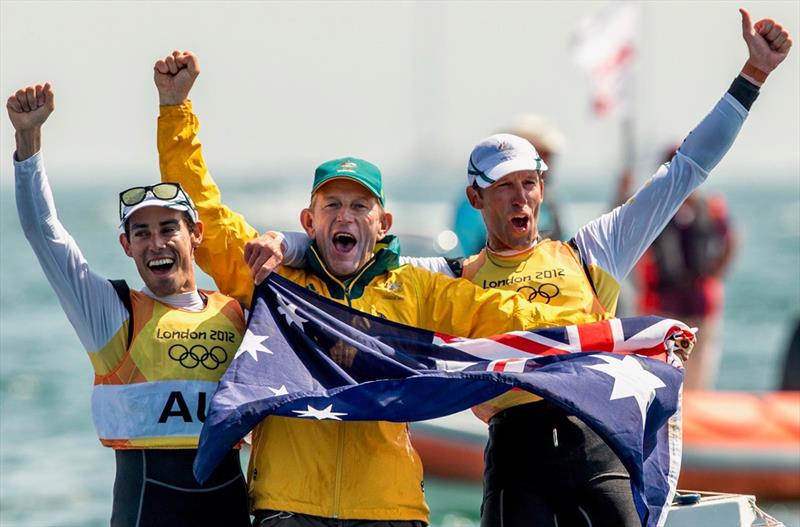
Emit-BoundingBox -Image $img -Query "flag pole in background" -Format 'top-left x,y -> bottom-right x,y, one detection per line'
571,0 -> 640,171
572,1 -> 641,320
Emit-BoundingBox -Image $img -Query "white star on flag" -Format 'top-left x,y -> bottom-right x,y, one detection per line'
268,385 -> 289,396
276,293 -> 308,329
586,354 -> 666,428
234,330 -> 272,361
292,404 -> 348,420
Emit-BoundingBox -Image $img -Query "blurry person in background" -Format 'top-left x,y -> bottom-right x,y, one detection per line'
453,115 -> 565,256
780,318 -> 800,390
632,145 -> 737,390
506,114 -> 565,242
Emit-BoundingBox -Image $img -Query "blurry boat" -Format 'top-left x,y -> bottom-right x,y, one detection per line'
664,491 -> 785,526
680,391 -> 800,499
409,390 -> 800,500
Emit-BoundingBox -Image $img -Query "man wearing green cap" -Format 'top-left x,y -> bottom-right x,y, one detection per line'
304,157 -> 390,283
153,50 -> 603,526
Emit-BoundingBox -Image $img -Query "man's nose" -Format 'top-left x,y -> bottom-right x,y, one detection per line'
149,233 -> 168,249
336,208 -> 354,222
510,184 -> 528,205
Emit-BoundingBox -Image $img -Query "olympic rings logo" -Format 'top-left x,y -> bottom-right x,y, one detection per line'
517,283 -> 560,304
168,344 -> 228,370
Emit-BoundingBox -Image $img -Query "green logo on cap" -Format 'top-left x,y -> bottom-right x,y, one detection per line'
337,161 -> 358,172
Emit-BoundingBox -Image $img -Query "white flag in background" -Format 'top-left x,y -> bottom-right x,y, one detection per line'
572,1 -> 639,118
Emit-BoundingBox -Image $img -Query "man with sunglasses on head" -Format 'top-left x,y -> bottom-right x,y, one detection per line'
9,83 -> 250,527
255,8 -> 792,527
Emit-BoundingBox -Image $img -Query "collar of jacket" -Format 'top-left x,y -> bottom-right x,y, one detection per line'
304,235 -> 401,301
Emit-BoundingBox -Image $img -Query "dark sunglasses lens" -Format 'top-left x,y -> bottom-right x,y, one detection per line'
120,187 -> 147,206
151,183 -> 181,201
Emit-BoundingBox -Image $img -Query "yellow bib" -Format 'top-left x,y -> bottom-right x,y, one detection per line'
92,290 -> 245,449
464,240 -> 607,313
465,240 -> 608,420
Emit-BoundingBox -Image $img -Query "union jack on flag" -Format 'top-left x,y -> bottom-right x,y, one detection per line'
195,274 -> 690,527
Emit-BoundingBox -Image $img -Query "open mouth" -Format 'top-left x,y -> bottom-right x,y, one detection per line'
147,257 -> 175,274
510,215 -> 530,231
332,233 -> 357,253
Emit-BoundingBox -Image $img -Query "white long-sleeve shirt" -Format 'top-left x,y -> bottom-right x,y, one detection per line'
14,153 -> 204,356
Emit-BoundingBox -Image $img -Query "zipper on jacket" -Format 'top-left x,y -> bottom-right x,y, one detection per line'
308,248 -> 379,517
341,259 -> 377,306
309,245 -> 378,307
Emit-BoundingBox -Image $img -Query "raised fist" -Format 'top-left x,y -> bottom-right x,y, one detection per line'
740,8 -> 792,78
7,83 -> 54,132
154,50 -> 200,105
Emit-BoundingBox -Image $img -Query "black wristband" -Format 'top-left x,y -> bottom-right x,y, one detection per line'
727,75 -> 760,111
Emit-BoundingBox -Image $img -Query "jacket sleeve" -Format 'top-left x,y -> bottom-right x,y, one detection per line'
157,102 -> 258,306
413,268 -> 603,338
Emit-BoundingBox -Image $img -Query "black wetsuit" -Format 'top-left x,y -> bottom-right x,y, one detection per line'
111,449 -> 250,527
480,401 -> 639,527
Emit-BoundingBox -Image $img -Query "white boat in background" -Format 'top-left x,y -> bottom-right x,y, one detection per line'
665,492 -> 783,527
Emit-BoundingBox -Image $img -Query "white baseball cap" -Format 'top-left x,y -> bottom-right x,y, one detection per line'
467,133 -> 549,189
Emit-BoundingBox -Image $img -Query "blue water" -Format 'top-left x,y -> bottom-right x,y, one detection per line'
1,178 -> 798,526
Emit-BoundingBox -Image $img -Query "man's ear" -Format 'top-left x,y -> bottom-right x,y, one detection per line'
378,210 -> 393,239
300,208 -> 315,238
119,233 -> 133,257
191,220 -> 204,249
466,186 -> 483,210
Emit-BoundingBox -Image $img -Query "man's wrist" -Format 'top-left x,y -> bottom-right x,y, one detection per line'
740,61 -> 768,87
14,128 -> 41,161
270,231 -> 287,252
158,94 -> 189,106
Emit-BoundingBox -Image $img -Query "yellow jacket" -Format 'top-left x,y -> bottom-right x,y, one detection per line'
158,102 -> 603,520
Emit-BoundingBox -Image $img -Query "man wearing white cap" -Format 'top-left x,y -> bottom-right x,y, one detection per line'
436,9 -> 791,527
263,7 -> 792,526
454,115 -> 565,254
9,83 -> 250,526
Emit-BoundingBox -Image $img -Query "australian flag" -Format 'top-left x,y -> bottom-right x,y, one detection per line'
196,274 -> 691,527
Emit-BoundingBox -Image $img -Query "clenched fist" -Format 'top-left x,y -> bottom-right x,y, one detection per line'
154,50 -> 200,105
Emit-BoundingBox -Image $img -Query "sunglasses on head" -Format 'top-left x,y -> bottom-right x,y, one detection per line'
118,183 -> 194,220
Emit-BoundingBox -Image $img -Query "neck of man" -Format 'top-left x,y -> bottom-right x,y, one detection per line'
142,287 -> 205,312
486,236 -> 539,256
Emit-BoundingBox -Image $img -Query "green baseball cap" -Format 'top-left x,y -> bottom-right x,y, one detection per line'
312,157 -> 385,206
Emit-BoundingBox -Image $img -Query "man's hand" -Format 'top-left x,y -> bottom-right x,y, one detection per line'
673,335 -> 694,362
7,83 -> 54,161
7,83 -> 54,132
740,8 -> 793,84
154,50 -> 200,106
244,231 -> 287,285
